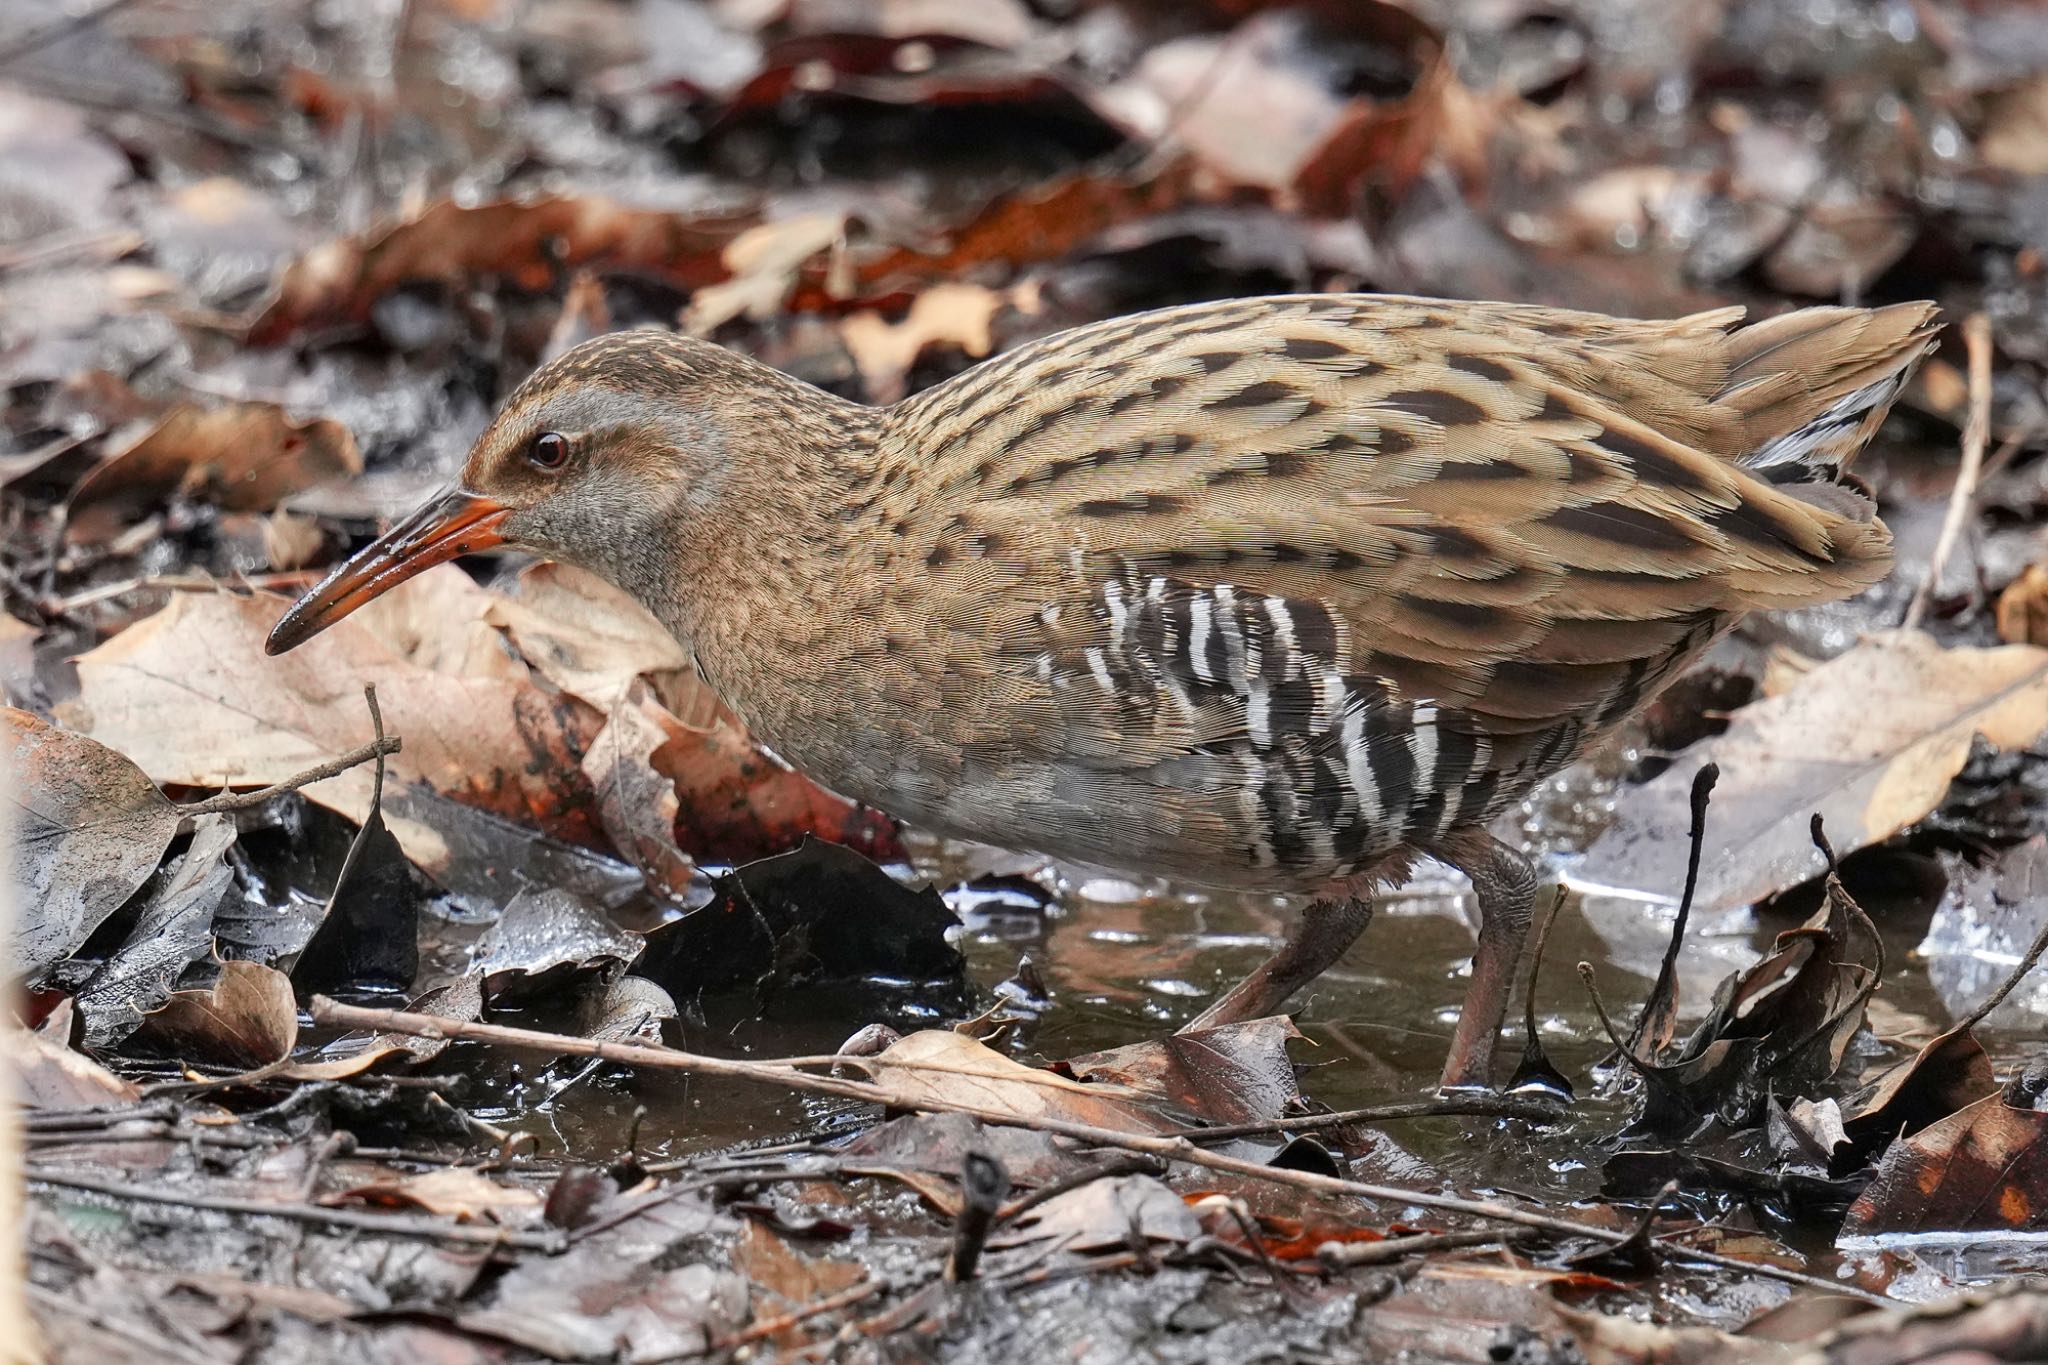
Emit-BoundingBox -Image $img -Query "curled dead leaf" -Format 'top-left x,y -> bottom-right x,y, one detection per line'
66,403 -> 361,545
127,959 -> 299,1070
1578,632 -> 2048,912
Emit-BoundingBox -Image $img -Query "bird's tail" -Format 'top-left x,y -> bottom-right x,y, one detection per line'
1716,301 -> 1941,484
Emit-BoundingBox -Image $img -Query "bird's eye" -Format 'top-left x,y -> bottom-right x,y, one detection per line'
529,432 -> 570,470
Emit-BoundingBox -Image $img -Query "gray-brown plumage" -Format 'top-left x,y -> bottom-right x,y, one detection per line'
268,292 -> 1939,1092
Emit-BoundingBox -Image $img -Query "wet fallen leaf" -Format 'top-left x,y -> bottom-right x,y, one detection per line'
992,1173 -> 1201,1254
1599,855 -> 1881,1135
126,959 -> 299,1069
74,813 -> 240,1049
5,708 -> 183,979
575,974 -> 679,1047
293,729 -> 422,996
635,839 -> 957,1004
1063,1017 -> 1303,1128
65,403 -> 361,545
457,1196 -> 747,1361
1843,1090 -> 2048,1236
1577,632 -> 2048,912
838,1110 -> 1104,1192
474,886 -> 644,993
864,1029 -> 1174,1134
1816,1287 -> 2048,1364
282,973 -> 484,1080
1843,887 -> 2048,1166
325,1167 -> 543,1222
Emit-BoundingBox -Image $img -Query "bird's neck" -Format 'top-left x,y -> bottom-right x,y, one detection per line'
636,382 -> 900,760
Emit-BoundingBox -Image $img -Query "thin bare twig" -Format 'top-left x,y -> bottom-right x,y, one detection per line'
1172,1093 -> 1563,1144
694,1279 -> 885,1357
308,997 -> 1889,1303
27,1167 -> 564,1251
1905,312 -> 1994,629
1315,1227 -> 1528,1268
177,686 -> 400,819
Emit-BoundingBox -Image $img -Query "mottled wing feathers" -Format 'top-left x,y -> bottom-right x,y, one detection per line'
879,293 -> 1928,874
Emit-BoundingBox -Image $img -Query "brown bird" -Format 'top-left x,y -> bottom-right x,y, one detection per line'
268,293 -> 1938,1092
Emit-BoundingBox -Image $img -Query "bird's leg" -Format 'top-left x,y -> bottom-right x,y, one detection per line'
1434,830 -> 1539,1093
1178,895 -> 1374,1033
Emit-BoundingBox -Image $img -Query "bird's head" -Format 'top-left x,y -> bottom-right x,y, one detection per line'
265,330 -> 807,656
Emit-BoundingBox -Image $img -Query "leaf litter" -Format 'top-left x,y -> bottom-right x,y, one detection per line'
6,0 -> 2048,1359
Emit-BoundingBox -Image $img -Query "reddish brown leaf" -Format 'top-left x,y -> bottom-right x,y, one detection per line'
1844,1092 -> 2048,1236
66,403 -> 361,544
250,196 -> 755,343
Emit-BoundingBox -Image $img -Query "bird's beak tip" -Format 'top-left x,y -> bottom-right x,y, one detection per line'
265,486 -> 508,658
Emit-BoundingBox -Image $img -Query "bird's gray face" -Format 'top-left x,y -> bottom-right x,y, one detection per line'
470,385 -> 731,590
265,353 -> 731,656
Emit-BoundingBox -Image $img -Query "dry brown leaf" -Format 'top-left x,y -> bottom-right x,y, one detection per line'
1997,563 -> 2048,646
1099,22 -> 1354,191
10,1015 -> 141,1110
684,212 -> 849,334
1063,1017 -> 1303,1127
829,162 -> 1194,303
582,688 -> 696,896
128,959 -> 298,1069
734,1220 -> 865,1345
866,1029 -> 1174,1134
484,562 -> 694,712
1577,632 -> 2048,912
1981,75 -> 2048,175
66,404 -> 361,544
57,572 -> 607,874
656,707 -> 901,863
838,283 -> 1006,403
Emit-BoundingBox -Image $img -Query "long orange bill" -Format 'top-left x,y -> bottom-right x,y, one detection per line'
266,486 -> 509,655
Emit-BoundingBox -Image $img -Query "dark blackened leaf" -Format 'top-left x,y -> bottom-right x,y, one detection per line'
293,706 -> 421,996
636,837 -> 963,1008
473,886 -> 644,997
1590,823 -> 1881,1136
